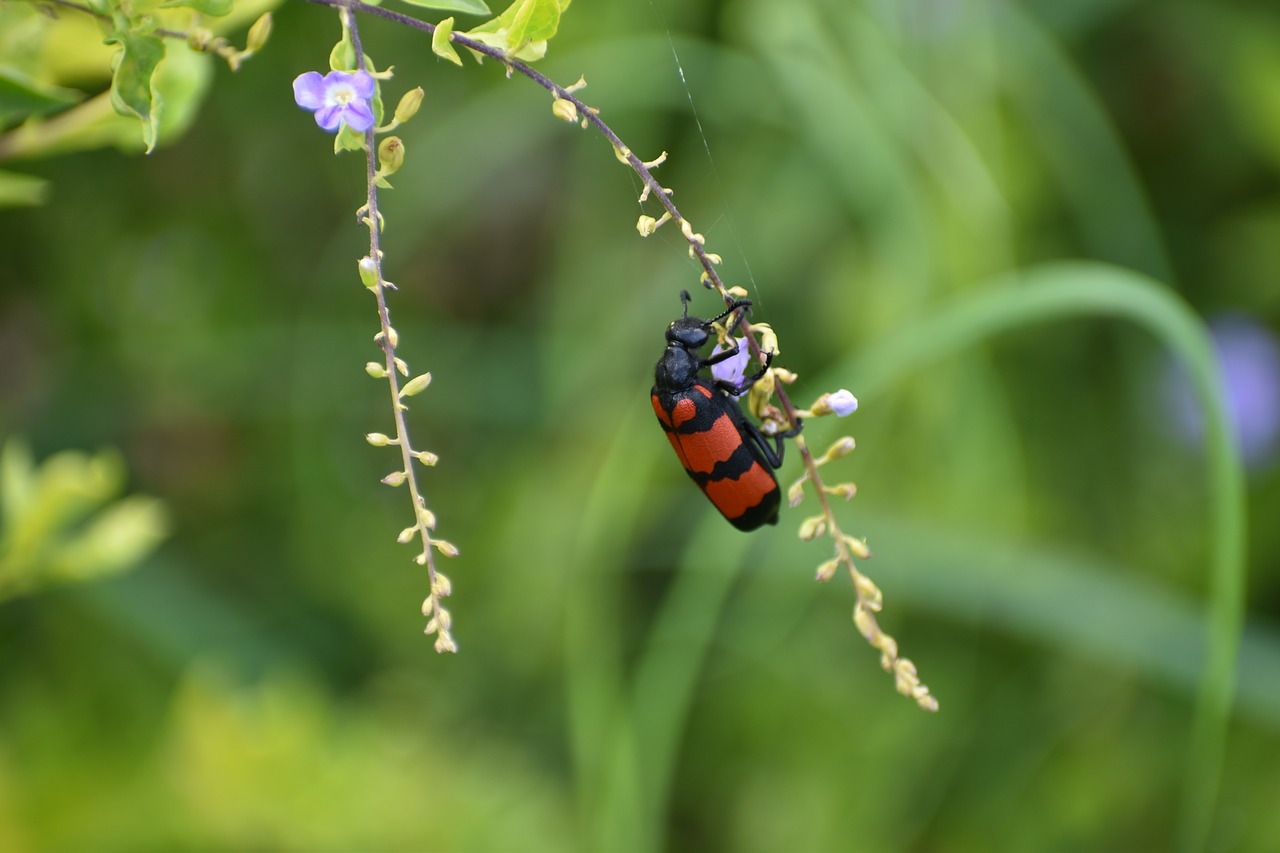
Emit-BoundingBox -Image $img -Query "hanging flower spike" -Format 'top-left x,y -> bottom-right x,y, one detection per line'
293,70 -> 376,133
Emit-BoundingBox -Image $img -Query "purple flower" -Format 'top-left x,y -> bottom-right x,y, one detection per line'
710,337 -> 752,395
1166,312 -> 1280,471
293,70 -> 376,133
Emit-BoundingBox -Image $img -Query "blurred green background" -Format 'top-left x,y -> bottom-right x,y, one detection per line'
3,0 -> 1280,849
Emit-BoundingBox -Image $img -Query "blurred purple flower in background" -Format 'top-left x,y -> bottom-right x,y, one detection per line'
1166,312 -> 1280,471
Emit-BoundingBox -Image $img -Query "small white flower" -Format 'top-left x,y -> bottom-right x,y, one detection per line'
829,389 -> 859,417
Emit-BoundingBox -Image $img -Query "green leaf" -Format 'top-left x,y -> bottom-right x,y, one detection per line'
0,170 -> 49,208
397,0 -> 490,13
159,0 -> 232,15
431,17 -> 463,66
0,68 -> 82,126
106,30 -> 165,154
465,0 -> 560,58
329,33 -> 356,72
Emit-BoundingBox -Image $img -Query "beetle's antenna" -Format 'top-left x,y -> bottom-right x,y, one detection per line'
705,298 -> 752,330
679,289 -> 691,318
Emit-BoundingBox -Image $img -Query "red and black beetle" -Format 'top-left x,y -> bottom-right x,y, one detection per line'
650,291 -> 802,531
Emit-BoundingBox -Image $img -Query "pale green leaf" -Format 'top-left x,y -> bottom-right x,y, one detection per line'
159,0 -> 232,15
397,0 -> 490,14
106,30 -> 165,153
0,68 -> 81,126
432,16 -> 464,66
0,170 -> 49,208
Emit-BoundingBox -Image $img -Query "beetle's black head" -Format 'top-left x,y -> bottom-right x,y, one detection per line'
665,316 -> 710,350
655,291 -> 754,391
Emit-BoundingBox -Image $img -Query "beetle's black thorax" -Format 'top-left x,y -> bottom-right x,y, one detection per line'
654,344 -> 702,391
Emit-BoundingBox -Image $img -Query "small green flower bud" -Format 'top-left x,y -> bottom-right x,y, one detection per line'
416,450 -> 439,466
394,87 -> 424,124
365,432 -> 392,446
815,557 -> 839,583
384,326 -> 399,348
852,601 -> 876,640
365,361 -> 388,378
378,136 -> 405,175
855,571 -> 883,610
433,538 -> 459,557
843,534 -> 872,560
798,514 -> 826,542
433,572 -> 452,596
434,632 -> 458,653
637,215 -> 657,237
187,27 -> 214,51
400,372 -> 432,397
821,437 -> 856,463
414,553 -> 427,565
246,13 -> 272,53
417,505 -> 437,529
397,526 -> 417,544
422,595 -> 435,616
359,256 -> 380,289
787,478 -> 806,508
382,470 -> 407,487
726,286 -> 749,299
552,98 -> 578,123
394,358 -> 409,376
825,482 -> 857,501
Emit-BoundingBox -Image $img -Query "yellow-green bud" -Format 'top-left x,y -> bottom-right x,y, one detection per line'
416,450 -> 439,466
394,358 -> 409,376
365,432 -> 392,446
815,557 -> 839,583
433,571 -> 452,596
382,471 -> 407,487
378,136 -> 405,175
395,87 -> 424,124
798,514 -> 826,541
400,372 -> 432,397
844,534 -> 872,560
825,482 -> 857,501
433,538 -> 459,557
434,633 -> 458,653
852,601 -> 876,640
855,571 -> 882,610
359,256 -> 379,288
637,215 -> 657,237
422,595 -> 435,616
822,437 -> 856,463
187,27 -> 214,51
365,361 -> 387,378
397,526 -> 417,543
246,13 -> 272,53
552,98 -> 578,123
787,478 -> 806,508
417,506 -> 437,529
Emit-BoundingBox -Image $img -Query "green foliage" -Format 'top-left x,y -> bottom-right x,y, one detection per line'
0,441 -> 169,602
398,0 -> 492,15
465,0 -> 571,61
0,0 -> 277,195
106,30 -> 165,154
